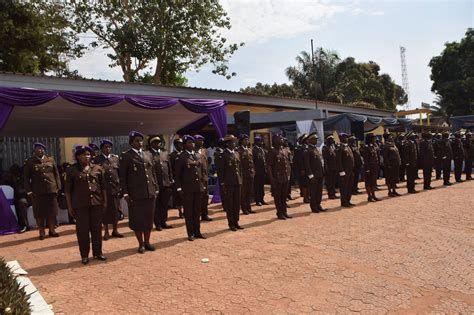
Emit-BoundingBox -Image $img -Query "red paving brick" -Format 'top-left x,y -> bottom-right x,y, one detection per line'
1,177 -> 473,314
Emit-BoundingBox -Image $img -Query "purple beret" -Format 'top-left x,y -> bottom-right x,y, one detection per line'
89,143 -> 100,151
129,131 -> 144,139
239,134 -> 249,140
33,143 -> 47,150
254,136 -> 262,141
74,145 -> 93,157
272,134 -> 282,142
100,139 -> 113,148
193,134 -> 205,141
183,135 -> 195,142
339,132 -> 348,138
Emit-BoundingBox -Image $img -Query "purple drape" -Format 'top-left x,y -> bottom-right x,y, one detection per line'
0,188 -> 20,235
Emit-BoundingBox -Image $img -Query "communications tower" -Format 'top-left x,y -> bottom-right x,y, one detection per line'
400,46 -> 410,110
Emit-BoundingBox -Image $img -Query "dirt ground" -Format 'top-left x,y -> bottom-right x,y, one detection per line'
1,177 -> 473,314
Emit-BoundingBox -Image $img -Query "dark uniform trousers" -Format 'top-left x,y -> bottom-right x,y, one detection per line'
308,178 -> 323,212
325,170 -> 337,197
466,158 -> 472,180
340,172 -> 354,205
201,182 -> 209,219
435,158 -> 443,179
241,177 -> 253,213
183,192 -> 203,237
442,158 -> 451,184
406,165 -> 417,191
76,205 -> 103,258
272,181 -> 288,216
454,159 -> 463,181
222,184 -> 241,227
254,173 -> 265,203
155,187 -> 172,227
352,166 -> 361,193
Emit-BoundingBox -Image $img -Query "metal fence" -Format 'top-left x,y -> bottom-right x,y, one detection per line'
89,136 -> 130,155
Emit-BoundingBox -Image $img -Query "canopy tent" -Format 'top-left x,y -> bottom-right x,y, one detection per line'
323,113 -> 412,139
226,109 -> 324,130
450,115 -> 474,131
0,86 -> 227,137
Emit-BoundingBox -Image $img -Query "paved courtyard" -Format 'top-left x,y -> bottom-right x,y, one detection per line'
1,177 -> 473,314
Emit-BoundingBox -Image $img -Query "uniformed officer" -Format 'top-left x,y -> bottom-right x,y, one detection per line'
452,132 -> 465,182
218,135 -> 244,231
433,133 -> 443,180
24,143 -> 61,240
303,132 -> 325,213
93,139 -> 123,240
322,135 -> 338,199
252,136 -> 267,206
382,133 -> 402,197
396,134 -> 407,182
65,145 -> 107,265
170,137 -> 184,218
404,132 -> 418,193
267,134 -> 292,219
419,132 -> 435,190
294,134 -> 310,203
119,131 -> 159,254
282,138 -> 294,201
89,143 -> 100,159
348,135 -> 363,195
439,132 -> 453,186
464,132 -> 473,180
362,133 -> 380,202
174,135 -> 207,241
148,135 -> 174,231
336,133 -> 355,207
238,134 -> 256,215
194,135 -> 212,221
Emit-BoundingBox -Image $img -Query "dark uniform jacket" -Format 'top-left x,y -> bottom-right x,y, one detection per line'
218,149 -> 242,186
419,140 -> 435,168
65,163 -> 106,209
404,140 -> 418,166
24,155 -> 61,195
452,139 -> 465,161
322,144 -> 338,172
362,145 -> 379,168
238,146 -> 255,179
464,139 -> 474,161
214,148 -> 225,176
438,139 -> 453,160
336,144 -> 354,174
252,145 -> 266,175
303,145 -> 324,179
396,140 -> 406,166
196,148 -> 209,186
267,147 -> 290,183
174,150 -> 205,193
294,145 -> 306,174
383,143 -> 401,167
93,154 -> 121,196
119,149 -> 158,200
149,149 -> 173,189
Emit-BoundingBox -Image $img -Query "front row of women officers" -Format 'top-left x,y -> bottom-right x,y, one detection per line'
23,129 -> 473,264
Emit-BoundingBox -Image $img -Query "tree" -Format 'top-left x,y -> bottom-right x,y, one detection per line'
429,28 -> 473,117
0,0 -> 84,76
240,82 -> 300,98
70,1 -> 243,85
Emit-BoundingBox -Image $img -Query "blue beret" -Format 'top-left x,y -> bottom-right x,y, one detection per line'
100,139 -> 113,148
33,143 -> 47,150
129,131 -> 144,139
183,135 -> 195,142
74,145 -> 92,157
193,134 -> 205,140
89,143 -> 100,151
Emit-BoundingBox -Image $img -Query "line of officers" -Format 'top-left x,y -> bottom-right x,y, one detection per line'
23,129 -> 473,264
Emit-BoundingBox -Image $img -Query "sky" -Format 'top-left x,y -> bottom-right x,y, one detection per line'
70,0 -> 473,110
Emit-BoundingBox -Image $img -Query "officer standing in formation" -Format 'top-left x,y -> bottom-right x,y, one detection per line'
24,143 -> 61,240
303,133 -> 325,213
452,132 -> 465,182
349,135 -> 363,195
362,133 -> 380,202
464,132 -> 473,180
419,132 -> 435,190
294,134 -> 310,203
238,134 -> 256,215
252,136 -> 267,206
170,137 -> 184,218
195,135 -> 213,221
383,133 -> 402,196
404,132 -> 419,193
322,135 -> 338,199
336,133 -> 355,208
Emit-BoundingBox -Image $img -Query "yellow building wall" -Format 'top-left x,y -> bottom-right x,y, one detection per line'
60,137 -> 90,163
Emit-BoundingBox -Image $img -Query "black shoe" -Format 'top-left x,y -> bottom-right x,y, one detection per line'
94,255 -> 107,261
48,231 -> 59,237
444,182 -> 452,186
229,226 -> 237,231
368,197 -> 376,202
155,226 -> 163,231
138,247 -> 146,254
202,216 -> 213,221
388,192 -> 395,197
393,191 -> 402,196
311,209 -> 320,213
248,210 -> 256,214
373,197 -> 381,201
456,179 -> 464,183
111,232 -> 124,238
256,202 -> 262,206
188,235 -> 195,241
144,244 -> 156,251
348,202 -> 356,207
318,206 -> 327,212
341,203 -> 351,208
328,196 -> 337,200
284,213 -> 292,219
287,196 -> 294,200
236,225 -> 244,230
242,211 -> 250,215
81,258 -> 89,265
408,190 -> 418,194
303,198 -> 310,203
161,223 -> 173,229
195,234 -> 206,239
103,234 -> 110,241
39,235 -> 45,240
277,215 -> 286,220
261,201 -> 269,205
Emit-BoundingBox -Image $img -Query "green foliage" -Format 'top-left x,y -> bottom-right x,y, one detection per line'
429,28 -> 473,117
70,0 -> 243,85
0,0 -> 84,76
0,258 -> 31,315
242,49 -> 407,110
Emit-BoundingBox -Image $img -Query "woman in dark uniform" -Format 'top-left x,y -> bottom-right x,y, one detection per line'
382,133 -> 402,197
24,143 -> 61,240
65,145 -> 107,265
362,134 -> 380,202
119,131 -> 159,254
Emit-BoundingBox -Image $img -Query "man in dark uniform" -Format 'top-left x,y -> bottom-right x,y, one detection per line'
282,137 -> 294,201
148,135 -> 174,231
404,132 -> 418,193
452,132 -> 465,182
195,135 -> 212,221
170,137 -> 184,218
419,132 -> 435,190
119,131 -> 159,254
267,135 -> 292,219
396,134 -> 407,182
433,133 -> 443,180
383,133 -> 402,197
304,132 -> 325,213
322,135 -> 338,199
238,134 -> 256,215
218,135 -> 244,231
294,134 -> 310,203
464,132 -> 473,180
89,143 -> 100,159
336,133 -> 355,208
439,132 -> 453,186
349,135 -> 363,195
362,133 -> 380,202
252,136 -> 267,206
65,145 -> 107,265
24,142 -> 61,240
174,135 -> 207,241
93,139 -> 124,240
